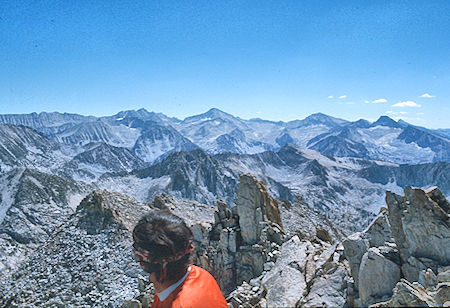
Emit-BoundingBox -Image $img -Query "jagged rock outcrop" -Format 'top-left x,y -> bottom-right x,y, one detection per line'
344,186 -> 450,307
386,186 -> 450,282
236,174 -> 283,246
215,174 -> 349,307
191,173 -> 286,293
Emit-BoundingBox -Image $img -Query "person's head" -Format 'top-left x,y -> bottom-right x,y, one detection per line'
132,210 -> 194,283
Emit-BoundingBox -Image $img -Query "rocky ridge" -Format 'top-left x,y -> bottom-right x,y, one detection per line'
0,190 -> 152,307
0,168 -> 88,276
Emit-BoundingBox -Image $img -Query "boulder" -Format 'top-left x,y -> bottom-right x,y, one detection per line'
370,279 -> 438,307
358,247 -> 401,306
342,232 -> 369,290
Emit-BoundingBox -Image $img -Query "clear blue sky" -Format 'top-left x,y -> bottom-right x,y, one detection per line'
1,1 -> 449,128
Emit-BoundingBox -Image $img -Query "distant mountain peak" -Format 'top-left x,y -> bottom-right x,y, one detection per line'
397,119 -> 410,128
204,107 -> 233,118
289,113 -> 348,128
372,115 -> 401,128
308,112 -> 329,118
348,119 -> 371,128
182,108 -> 238,125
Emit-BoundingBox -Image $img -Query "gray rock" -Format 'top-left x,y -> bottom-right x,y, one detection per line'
121,299 -> 142,308
343,232 -> 369,290
358,247 -> 401,306
386,186 -> 450,268
401,256 -> 428,283
438,266 -> 450,283
432,282 -> 450,305
236,245 -> 265,284
370,279 -> 438,307
237,174 -> 283,245
363,209 -> 393,247
377,243 -> 401,265
191,221 -> 211,245
301,264 -> 347,307
261,236 -> 310,307
316,226 -> 333,244
418,268 -> 438,289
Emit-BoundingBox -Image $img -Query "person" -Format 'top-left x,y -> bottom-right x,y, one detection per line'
132,210 -> 228,308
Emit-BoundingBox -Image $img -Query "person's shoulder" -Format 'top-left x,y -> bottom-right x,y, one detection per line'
175,265 -> 227,308
190,265 -> 214,278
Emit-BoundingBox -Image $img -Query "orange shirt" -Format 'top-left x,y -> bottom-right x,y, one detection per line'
151,265 -> 228,308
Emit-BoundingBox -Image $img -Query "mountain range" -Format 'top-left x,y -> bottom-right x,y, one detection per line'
0,108 -> 448,232
1,108 -> 449,165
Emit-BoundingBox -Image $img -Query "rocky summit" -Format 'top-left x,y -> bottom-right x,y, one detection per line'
1,172 -> 449,307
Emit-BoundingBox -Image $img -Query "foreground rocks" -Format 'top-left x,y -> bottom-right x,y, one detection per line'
125,173 -> 349,307
343,186 -> 450,307
2,172 -> 448,307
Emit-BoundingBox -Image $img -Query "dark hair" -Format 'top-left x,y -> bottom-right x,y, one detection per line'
132,210 -> 193,282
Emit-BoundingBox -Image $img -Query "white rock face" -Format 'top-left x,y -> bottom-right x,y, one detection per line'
358,247 -> 401,306
261,236 -> 310,307
301,264 -> 347,307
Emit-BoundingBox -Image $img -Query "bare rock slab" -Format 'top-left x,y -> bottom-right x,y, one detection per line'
358,247 -> 401,306
261,236 -> 310,307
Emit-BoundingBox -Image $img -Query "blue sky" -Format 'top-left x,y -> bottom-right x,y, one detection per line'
1,1 -> 449,128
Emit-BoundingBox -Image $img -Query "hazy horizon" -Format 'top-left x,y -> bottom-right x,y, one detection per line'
2,107 -> 449,130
